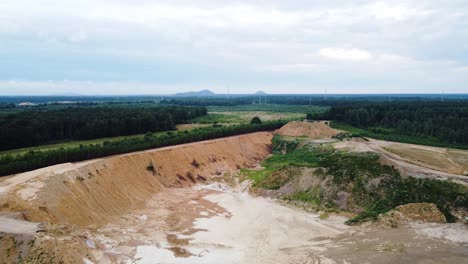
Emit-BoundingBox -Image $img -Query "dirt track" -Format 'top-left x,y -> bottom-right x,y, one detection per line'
334,138 -> 468,185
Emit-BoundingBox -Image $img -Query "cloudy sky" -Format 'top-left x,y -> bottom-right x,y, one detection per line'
1,0 -> 467,95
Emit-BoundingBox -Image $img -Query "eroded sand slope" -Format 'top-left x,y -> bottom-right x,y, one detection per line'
0,132 -> 273,227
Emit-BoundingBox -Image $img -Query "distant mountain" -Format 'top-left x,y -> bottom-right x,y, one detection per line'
174,89 -> 216,97
255,90 -> 268,95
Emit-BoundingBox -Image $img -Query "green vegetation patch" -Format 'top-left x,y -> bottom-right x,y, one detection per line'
244,136 -> 468,225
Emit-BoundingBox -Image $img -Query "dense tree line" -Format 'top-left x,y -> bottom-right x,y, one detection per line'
325,102 -> 468,145
0,103 -> 16,109
160,96 -> 468,107
0,106 -> 207,151
0,121 -> 286,176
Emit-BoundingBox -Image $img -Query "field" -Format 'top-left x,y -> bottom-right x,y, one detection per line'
191,111 -> 305,124
191,104 -> 327,124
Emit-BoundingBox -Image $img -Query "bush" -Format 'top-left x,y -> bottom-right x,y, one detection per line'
250,116 -> 262,125
146,161 -> 155,173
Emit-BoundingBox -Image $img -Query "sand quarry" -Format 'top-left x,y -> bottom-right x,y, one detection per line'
1,123 -> 468,263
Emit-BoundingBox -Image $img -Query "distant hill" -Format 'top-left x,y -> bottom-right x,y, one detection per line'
174,89 -> 216,97
255,91 -> 268,95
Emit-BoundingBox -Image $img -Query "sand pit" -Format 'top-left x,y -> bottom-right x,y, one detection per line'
1,130 -> 468,263
49,184 -> 468,263
277,121 -> 339,139
132,184 -> 350,264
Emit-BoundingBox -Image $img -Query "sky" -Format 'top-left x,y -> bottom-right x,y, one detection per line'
0,0 -> 468,95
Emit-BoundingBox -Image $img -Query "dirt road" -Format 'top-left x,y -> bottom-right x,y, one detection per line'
334,138 -> 468,185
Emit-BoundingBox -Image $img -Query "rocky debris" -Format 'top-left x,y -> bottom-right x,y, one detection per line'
450,208 -> 468,225
378,203 -> 446,228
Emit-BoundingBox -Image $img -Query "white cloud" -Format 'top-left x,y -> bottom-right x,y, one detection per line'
454,66 -> 468,72
367,2 -> 434,21
68,31 -> 88,43
318,48 -> 372,61
0,1 -> 467,93
257,63 -> 323,73
378,53 -> 413,64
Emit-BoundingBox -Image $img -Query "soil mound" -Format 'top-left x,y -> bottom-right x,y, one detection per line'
277,121 -> 338,139
378,203 -> 446,228
0,132 -> 273,227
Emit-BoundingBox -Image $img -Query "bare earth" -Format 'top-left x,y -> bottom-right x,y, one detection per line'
277,121 -> 339,139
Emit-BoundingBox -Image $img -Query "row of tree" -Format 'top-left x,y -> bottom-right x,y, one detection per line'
325,102 -> 468,145
0,121 -> 286,176
161,97 -> 468,107
0,106 -> 207,151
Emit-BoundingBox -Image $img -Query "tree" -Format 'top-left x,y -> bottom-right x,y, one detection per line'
250,116 -> 262,125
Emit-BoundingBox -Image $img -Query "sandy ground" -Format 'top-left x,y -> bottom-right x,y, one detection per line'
1,174 -> 468,263
76,183 -> 468,264
0,216 -> 39,234
334,138 -> 468,185
132,184 -> 349,264
0,132 -> 273,227
277,121 -> 339,139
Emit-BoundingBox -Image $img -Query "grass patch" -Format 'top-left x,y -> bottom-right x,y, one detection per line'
189,113 -> 241,124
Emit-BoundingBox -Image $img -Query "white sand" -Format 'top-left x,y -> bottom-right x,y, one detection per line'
134,188 -> 348,264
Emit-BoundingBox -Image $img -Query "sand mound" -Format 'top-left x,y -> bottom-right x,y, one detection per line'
277,121 -> 338,139
0,132 -> 273,227
378,203 -> 446,228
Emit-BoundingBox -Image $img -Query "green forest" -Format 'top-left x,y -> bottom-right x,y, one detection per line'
325,101 -> 468,146
0,106 -> 207,151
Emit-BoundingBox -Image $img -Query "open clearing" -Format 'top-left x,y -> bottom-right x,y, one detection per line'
190,111 -> 305,124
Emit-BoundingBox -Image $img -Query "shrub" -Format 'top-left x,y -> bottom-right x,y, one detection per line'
250,116 -> 262,125
146,161 -> 155,173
